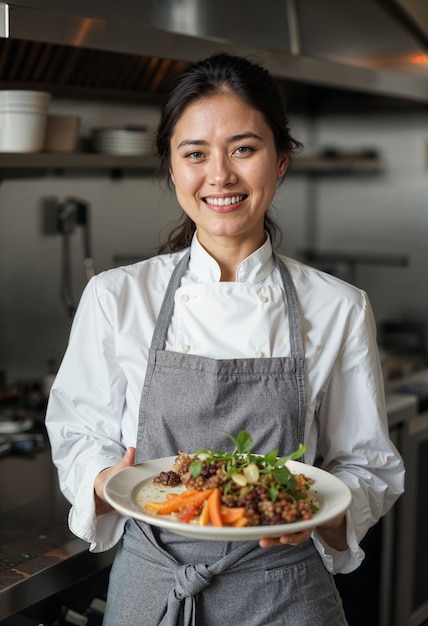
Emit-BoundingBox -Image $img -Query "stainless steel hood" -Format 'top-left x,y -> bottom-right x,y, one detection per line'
1,0 -> 428,110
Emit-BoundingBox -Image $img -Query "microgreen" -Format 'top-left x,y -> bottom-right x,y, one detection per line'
222,429 -> 253,455
189,431 -> 310,504
189,460 -> 202,478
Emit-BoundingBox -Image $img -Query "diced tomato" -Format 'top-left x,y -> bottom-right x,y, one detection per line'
177,504 -> 198,523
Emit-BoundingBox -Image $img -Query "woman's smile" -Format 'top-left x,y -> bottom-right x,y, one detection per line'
203,194 -> 247,211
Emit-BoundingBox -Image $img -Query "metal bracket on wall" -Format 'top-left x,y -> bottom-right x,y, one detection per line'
41,196 -> 95,317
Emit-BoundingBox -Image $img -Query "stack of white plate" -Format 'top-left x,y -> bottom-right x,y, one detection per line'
92,127 -> 152,156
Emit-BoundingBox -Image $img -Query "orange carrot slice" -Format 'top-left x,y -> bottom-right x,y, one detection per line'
166,489 -> 197,500
199,500 -> 210,526
232,517 -> 249,527
145,489 -> 199,510
145,489 -> 212,515
207,488 -> 223,527
219,506 -> 246,525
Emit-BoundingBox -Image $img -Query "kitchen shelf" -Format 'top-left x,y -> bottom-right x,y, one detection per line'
0,152 -> 160,180
300,249 -> 408,267
299,248 -> 408,285
0,152 -> 384,181
289,153 -> 384,174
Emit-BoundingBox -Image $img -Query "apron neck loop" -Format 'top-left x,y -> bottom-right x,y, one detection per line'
150,250 -> 190,351
273,253 -> 305,358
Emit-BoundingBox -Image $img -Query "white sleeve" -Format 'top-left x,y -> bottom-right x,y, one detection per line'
312,292 -> 404,574
46,275 -> 130,552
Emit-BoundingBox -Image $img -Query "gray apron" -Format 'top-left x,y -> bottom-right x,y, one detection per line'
104,250 -> 348,626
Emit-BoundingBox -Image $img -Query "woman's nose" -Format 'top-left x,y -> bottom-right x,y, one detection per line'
208,154 -> 237,186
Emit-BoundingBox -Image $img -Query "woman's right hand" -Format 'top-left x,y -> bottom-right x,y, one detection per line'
93,446 -> 136,516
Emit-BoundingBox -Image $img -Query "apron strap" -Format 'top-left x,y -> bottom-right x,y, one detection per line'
150,250 -> 190,351
273,254 -> 307,447
273,253 -> 305,358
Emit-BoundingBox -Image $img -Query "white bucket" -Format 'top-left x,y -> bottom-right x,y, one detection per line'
0,90 -> 51,153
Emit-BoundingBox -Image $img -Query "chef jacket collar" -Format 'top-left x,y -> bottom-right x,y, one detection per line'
188,232 -> 276,283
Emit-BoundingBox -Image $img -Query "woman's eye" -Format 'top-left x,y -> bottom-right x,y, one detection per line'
234,146 -> 254,155
185,151 -> 204,160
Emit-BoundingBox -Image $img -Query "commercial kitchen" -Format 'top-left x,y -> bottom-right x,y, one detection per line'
0,1 -> 428,625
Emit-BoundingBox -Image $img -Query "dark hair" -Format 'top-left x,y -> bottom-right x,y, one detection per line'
156,52 -> 302,253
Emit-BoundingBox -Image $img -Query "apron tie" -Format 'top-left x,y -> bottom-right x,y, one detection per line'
174,563 -> 214,597
159,563 -> 213,626
158,540 -> 264,626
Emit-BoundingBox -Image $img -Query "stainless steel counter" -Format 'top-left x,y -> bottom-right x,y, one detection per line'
0,479 -> 115,621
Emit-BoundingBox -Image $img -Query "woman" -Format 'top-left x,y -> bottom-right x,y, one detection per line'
46,53 -> 404,625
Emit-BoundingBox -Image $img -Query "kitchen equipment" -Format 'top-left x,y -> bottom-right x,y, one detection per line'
393,408 -> 428,626
43,196 -> 95,316
59,198 -> 95,316
379,371 -> 428,625
4,0 -> 428,110
44,114 -> 80,153
0,415 -> 34,434
0,432 -> 45,458
0,90 -> 51,152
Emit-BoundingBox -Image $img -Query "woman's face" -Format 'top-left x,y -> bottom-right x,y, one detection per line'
169,92 -> 287,255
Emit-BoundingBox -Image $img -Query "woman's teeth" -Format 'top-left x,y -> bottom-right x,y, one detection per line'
205,195 -> 245,207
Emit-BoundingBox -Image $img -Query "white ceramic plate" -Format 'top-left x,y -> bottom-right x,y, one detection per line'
104,456 -> 352,541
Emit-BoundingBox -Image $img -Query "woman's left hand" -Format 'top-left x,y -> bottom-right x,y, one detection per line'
259,527 -> 313,549
259,513 -> 347,550
94,446 -> 136,516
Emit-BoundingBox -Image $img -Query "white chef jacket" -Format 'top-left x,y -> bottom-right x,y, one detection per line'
45,234 -> 404,574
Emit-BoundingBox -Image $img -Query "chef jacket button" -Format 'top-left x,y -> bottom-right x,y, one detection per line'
254,350 -> 264,358
258,294 -> 268,303
180,294 -> 189,302
181,344 -> 190,353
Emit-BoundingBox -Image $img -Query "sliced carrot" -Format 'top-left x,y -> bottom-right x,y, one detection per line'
165,489 -> 198,501
207,488 -> 223,527
145,489 -> 199,510
146,487 -> 248,528
145,489 -> 212,515
219,506 -> 246,525
232,517 -> 249,527
199,500 -> 211,526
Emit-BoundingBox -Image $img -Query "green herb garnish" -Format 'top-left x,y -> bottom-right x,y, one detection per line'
189,430 -> 312,505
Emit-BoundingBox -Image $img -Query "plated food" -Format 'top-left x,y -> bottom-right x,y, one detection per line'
144,431 -> 319,528
103,434 -> 352,541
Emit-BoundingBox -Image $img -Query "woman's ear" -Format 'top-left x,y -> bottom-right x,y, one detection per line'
169,167 -> 175,186
277,156 -> 288,178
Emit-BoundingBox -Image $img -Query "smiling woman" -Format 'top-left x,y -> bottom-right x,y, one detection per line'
45,52 -> 404,626
156,53 -> 302,261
